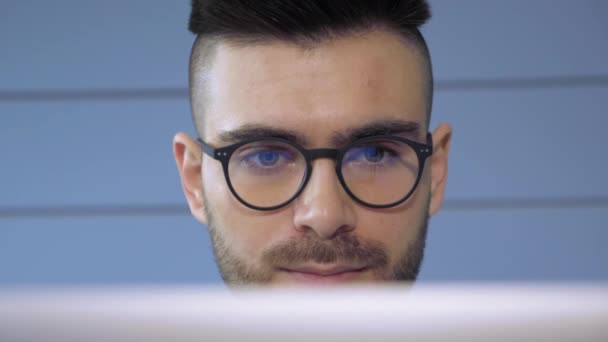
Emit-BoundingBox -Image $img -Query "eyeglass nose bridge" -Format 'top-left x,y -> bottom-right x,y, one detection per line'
298,147 -> 342,185
307,148 -> 339,161
296,147 -> 346,203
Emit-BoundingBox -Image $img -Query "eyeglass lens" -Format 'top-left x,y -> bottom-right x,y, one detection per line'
227,138 -> 420,208
341,139 -> 419,205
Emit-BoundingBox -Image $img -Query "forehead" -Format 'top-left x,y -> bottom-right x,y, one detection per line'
196,29 -> 427,145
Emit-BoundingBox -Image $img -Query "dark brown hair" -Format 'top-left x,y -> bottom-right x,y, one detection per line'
190,1 -> 429,41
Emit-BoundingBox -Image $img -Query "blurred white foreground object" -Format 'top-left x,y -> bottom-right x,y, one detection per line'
0,284 -> 607,342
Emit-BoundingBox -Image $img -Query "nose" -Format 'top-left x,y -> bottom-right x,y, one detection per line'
293,159 -> 356,239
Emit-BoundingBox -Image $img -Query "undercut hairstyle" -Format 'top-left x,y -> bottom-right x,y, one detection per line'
188,0 -> 433,136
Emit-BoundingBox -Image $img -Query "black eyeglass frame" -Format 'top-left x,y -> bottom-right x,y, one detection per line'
196,133 -> 433,211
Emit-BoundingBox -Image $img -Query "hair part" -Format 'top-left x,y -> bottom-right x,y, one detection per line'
188,0 -> 433,137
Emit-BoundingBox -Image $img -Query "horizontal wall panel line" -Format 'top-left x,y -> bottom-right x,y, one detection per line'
0,88 -> 187,102
436,75 -> 608,91
1,75 -> 607,103
1,196 -> 607,219
443,197 -> 608,211
0,205 -> 188,219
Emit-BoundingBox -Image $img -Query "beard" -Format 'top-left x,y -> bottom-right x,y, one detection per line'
203,197 -> 429,286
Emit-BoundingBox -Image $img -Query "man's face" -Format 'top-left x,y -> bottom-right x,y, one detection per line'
175,29 -> 451,286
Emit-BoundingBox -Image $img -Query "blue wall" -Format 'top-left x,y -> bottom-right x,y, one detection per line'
1,0 -> 607,285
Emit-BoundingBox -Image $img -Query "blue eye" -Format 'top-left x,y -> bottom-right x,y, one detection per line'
346,146 -> 389,164
233,141 -> 301,177
361,147 -> 385,162
256,151 -> 280,166
239,148 -> 296,172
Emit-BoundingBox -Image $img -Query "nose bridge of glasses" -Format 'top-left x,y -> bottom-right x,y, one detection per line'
304,148 -> 342,192
307,148 -> 339,161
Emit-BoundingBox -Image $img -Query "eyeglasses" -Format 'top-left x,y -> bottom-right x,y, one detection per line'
197,134 -> 433,211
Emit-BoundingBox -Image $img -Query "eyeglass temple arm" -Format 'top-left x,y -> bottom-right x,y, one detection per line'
196,138 -> 217,158
426,132 -> 434,154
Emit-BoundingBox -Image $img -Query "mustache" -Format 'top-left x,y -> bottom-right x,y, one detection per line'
262,234 -> 389,268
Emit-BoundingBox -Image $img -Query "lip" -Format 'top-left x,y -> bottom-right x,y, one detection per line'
278,265 -> 368,283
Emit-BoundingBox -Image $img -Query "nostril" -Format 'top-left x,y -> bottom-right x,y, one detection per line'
331,224 -> 356,238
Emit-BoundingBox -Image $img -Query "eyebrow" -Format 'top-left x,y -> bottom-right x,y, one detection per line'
332,119 -> 422,146
215,119 -> 422,147
216,124 -> 310,146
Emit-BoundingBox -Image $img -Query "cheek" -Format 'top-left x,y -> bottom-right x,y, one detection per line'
357,195 -> 429,260
203,161 -> 294,260
360,214 -> 419,250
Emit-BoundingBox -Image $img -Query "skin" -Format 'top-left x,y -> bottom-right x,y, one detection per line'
174,29 -> 452,286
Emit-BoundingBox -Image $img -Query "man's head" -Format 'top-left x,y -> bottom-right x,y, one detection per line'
174,0 -> 452,286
